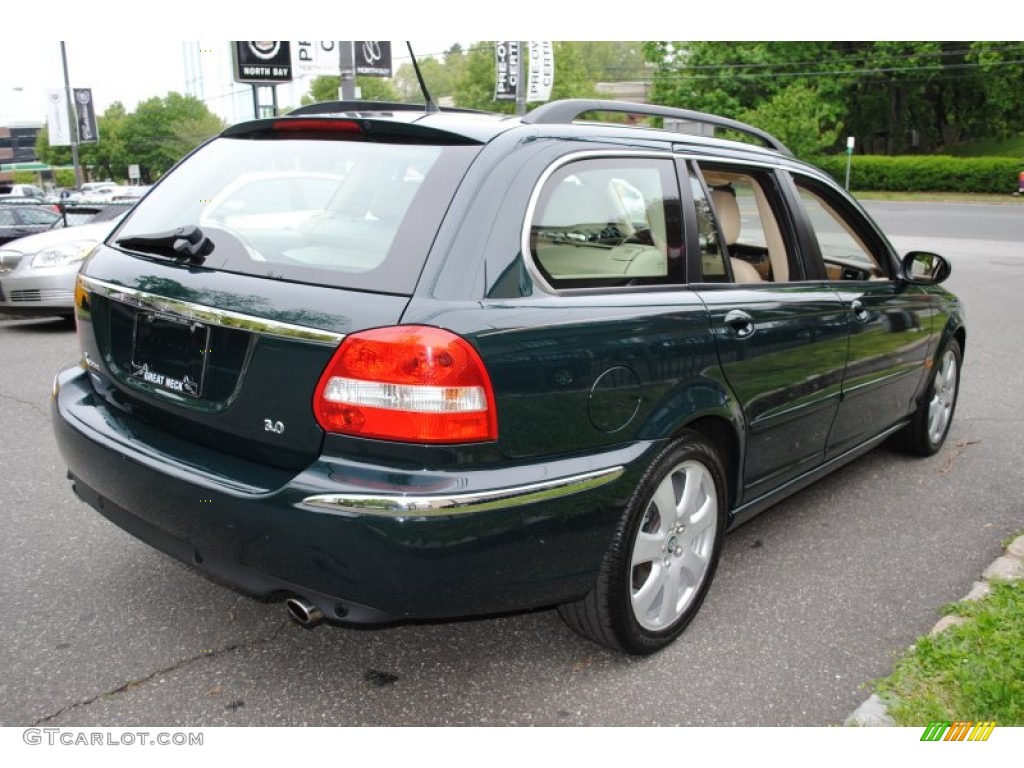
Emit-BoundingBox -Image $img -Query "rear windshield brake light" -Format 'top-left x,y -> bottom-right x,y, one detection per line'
272,118 -> 364,133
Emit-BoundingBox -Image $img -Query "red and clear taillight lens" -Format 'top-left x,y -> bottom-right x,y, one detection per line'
313,326 -> 497,443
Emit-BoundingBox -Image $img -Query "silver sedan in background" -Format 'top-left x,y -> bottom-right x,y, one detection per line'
0,207 -> 128,319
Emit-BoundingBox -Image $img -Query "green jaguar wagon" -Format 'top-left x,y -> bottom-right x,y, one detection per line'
52,99 -> 964,654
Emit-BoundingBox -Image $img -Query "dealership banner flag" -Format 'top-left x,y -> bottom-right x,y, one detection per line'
527,42 -> 554,102
74,89 -> 99,144
46,89 -> 71,146
355,41 -> 392,77
232,42 -> 294,84
294,41 -> 341,76
494,41 -> 520,101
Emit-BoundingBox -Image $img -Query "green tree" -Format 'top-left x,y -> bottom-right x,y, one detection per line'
120,93 -> 224,182
394,57 -> 452,101
451,42 -> 607,112
644,41 -> 843,117
575,42 -> 649,82
35,127 -> 71,168
740,84 -> 843,159
81,102 -> 128,180
301,75 -> 401,105
644,41 -> 1024,155
451,44 -> 506,112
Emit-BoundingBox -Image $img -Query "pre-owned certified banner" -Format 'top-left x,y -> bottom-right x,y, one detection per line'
355,41 -> 392,77
494,41 -> 520,101
527,42 -> 554,103
294,41 -> 340,76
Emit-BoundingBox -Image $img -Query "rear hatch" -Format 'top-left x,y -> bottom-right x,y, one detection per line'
75,114 -> 483,471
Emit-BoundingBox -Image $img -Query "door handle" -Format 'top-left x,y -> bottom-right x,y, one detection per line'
850,300 -> 870,323
724,309 -> 755,338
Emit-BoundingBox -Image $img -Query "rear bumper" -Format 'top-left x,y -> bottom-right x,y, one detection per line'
52,366 -> 653,623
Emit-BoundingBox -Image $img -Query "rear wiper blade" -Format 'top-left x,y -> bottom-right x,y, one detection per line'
115,225 -> 213,265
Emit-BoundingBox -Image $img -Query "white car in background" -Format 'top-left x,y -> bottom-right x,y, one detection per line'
0,207 -> 127,319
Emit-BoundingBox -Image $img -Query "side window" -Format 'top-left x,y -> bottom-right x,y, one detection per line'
19,209 -> 59,225
530,158 -> 680,288
697,165 -> 795,283
793,180 -> 888,280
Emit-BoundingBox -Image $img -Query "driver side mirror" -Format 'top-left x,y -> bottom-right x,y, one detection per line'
901,251 -> 951,285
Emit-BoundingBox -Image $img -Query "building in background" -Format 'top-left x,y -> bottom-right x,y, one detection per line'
0,123 -> 43,185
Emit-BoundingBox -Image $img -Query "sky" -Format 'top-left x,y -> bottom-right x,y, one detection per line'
0,2 -> 1000,126
0,40 -> 461,126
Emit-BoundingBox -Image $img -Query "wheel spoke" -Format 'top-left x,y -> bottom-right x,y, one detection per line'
651,479 -> 680,531
658,562 -> 685,625
631,563 -> 666,622
677,465 -> 703,520
688,496 -> 717,538
631,530 -> 664,567
680,532 -> 712,575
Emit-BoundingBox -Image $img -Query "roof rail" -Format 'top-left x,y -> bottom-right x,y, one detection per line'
522,99 -> 791,156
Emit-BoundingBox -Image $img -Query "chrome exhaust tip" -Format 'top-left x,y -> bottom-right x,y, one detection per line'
285,597 -> 324,627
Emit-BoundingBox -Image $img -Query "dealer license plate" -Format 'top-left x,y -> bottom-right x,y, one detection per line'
130,311 -> 209,398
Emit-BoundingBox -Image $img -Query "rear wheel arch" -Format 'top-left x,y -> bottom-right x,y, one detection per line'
674,415 -> 740,512
557,428 -> 729,654
953,326 -> 966,359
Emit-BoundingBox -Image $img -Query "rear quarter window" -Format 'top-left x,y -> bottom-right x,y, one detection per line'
529,157 -> 682,289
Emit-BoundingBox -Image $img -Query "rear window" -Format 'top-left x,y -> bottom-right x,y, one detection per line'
111,133 -> 479,294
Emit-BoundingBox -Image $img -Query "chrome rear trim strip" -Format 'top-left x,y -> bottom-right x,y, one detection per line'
303,466 -> 625,517
78,275 -> 346,344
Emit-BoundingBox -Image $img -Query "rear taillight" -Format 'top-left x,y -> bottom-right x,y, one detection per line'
314,326 -> 497,443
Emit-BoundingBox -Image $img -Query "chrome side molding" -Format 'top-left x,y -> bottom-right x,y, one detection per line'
303,466 -> 625,517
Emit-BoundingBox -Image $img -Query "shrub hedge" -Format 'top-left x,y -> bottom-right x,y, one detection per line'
11,169 -> 78,188
812,155 -> 1022,194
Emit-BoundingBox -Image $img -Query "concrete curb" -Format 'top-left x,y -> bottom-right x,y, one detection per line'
845,533 -> 1024,727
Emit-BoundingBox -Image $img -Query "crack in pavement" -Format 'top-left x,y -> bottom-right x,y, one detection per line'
32,619 -> 293,726
0,390 -> 48,420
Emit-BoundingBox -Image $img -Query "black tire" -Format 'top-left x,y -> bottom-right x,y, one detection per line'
558,431 -> 727,655
896,339 -> 962,456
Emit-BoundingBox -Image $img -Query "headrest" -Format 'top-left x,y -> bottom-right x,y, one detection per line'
710,188 -> 741,245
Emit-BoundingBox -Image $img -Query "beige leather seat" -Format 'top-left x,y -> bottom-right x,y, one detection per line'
711,188 -> 761,283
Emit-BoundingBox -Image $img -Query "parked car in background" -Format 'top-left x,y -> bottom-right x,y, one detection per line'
0,206 -> 129,318
0,182 -> 46,199
58,200 -> 135,227
52,99 -> 964,655
0,203 -> 61,245
111,185 -> 151,201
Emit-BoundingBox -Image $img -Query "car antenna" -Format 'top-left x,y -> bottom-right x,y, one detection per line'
407,42 -> 439,113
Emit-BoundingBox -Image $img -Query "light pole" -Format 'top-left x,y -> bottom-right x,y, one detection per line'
60,41 -> 83,189
844,136 -> 855,191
